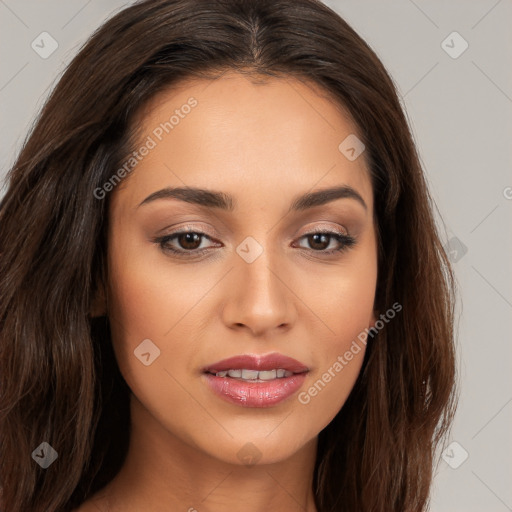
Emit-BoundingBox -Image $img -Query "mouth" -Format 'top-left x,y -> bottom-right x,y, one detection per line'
206,368 -> 298,381
201,353 -> 309,407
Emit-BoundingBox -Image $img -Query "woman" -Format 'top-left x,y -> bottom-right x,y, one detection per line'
0,0 -> 458,510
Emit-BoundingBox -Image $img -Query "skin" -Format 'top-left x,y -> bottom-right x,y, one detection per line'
78,71 -> 378,512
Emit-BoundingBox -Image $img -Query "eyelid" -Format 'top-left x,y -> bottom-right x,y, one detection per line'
155,222 -> 217,237
157,221 -> 350,242
296,222 -> 350,238
300,223 -> 347,233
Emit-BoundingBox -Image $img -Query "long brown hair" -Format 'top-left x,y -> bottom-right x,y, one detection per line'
0,0 -> 458,510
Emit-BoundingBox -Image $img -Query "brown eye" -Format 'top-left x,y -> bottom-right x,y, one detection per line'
296,231 -> 356,254
175,232 -> 203,250
154,229 -> 219,258
153,229 -> 356,259
306,233 -> 331,251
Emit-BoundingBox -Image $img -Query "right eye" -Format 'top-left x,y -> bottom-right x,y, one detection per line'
153,229 -> 221,258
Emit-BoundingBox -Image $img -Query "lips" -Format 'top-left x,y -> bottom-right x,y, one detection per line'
202,353 -> 309,374
201,352 -> 310,407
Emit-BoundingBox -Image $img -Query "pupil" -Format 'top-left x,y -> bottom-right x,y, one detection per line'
310,233 -> 328,250
180,233 -> 201,249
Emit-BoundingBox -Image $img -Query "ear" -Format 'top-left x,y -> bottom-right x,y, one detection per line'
89,279 -> 107,318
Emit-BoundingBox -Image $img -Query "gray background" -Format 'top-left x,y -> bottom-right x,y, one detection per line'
1,1 -> 511,510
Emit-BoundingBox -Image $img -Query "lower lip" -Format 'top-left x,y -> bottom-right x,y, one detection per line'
203,372 -> 308,408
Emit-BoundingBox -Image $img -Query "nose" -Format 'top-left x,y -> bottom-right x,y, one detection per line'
221,249 -> 296,337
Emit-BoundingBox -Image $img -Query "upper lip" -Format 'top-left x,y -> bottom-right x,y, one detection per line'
202,352 -> 309,374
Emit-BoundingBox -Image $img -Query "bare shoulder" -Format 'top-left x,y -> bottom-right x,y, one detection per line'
70,492 -> 109,512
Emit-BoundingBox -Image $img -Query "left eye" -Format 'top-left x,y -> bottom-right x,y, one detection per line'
295,232 -> 356,253
154,230 -> 356,257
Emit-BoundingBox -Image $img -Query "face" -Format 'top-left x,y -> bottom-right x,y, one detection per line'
102,71 -> 378,466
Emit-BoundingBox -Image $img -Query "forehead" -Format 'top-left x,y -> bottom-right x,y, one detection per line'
113,71 -> 373,213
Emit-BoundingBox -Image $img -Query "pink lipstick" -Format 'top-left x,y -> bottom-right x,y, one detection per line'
202,353 -> 309,408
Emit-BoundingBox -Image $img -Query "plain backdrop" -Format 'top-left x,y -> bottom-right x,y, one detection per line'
1,1 -> 511,510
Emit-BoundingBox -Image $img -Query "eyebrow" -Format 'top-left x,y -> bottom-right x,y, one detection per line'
138,184 -> 367,212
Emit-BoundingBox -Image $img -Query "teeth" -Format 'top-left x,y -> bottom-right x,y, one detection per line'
214,368 -> 294,380
258,370 -> 277,380
241,369 -> 259,380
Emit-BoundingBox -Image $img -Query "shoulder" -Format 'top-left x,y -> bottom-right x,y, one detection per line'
70,502 -> 98,512
70,493 -> 109,512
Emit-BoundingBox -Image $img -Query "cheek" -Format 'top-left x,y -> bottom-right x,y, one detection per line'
296,297 -> 371,427
106,227 -> 199,342
105,241 -> 202,434
105,234 -> 183,378
310,237 -> 377,348
297,249 -> 376,420
105,234 -> 218,400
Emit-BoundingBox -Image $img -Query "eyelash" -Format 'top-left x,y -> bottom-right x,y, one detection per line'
153,226 -> 357,259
